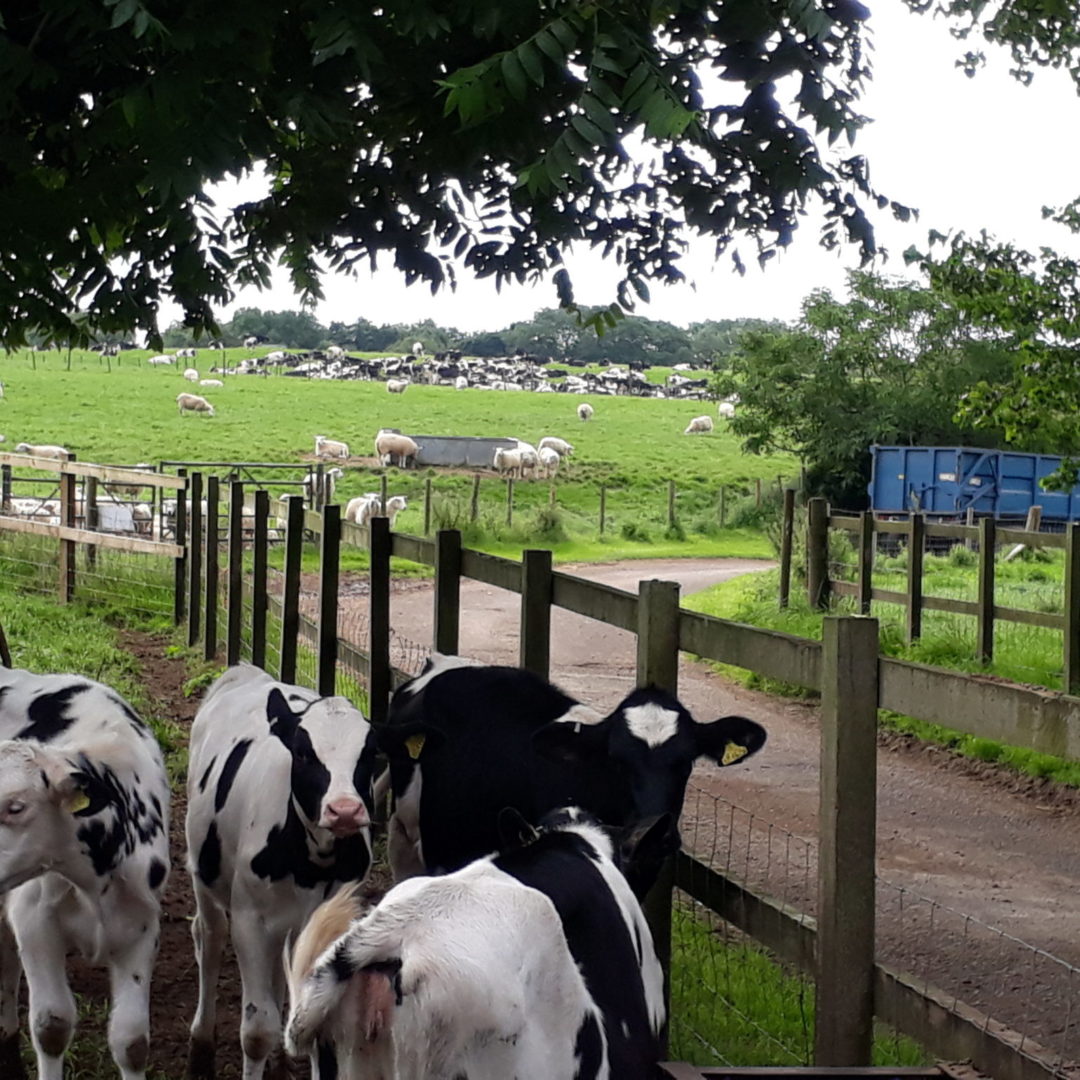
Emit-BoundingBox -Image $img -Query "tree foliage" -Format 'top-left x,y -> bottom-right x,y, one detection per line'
718,271 -> 1014,506
1,0 -> 907,349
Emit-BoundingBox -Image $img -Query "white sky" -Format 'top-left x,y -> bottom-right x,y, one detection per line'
175,2 -> 1080,333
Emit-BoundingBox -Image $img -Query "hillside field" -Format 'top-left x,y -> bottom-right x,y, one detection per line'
0,348 -> 790,559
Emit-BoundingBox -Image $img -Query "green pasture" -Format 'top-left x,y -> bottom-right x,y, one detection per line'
0,347 -> 782,560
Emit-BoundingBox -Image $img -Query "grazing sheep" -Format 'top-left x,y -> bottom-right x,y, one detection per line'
147,354 -> 174,366
302,467 -> 344,505
684,415 -> 714,435
200,378 -> 224,388
314,435 -> 351,460
538,436 -> 574,457
717,399 -> 736,419
577,402 -> 594,421
106,463 -> 155,498
386,378 -> 409,394
538,446 -> 561,479
177,392 -> 216,416
373,430 -> 421,468
493,446 -> 523,478
13,442 -> 70,460
183,367 -> 199,382
344,493 -> 408,529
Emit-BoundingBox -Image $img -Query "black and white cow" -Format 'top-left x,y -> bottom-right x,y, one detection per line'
285,807 -> 665,1079
185,664 -> 379,1080
0,668 -> 170,1080
377,655 -> 767,895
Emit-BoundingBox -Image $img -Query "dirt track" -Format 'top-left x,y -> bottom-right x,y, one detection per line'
383,557 -> 1080,1061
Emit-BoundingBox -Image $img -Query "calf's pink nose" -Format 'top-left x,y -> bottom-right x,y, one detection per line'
324,798 -> 368,831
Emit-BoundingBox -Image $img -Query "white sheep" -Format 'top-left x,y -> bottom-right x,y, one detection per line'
373,431 -> 421,468
411,341 -> 424,355
13,442 -> 70,460
493,446 -> 523,478
519,447 -> 539,480
314,435 -> 351,460
177,392 -> 216,416
183,367 -> 199,382
302,467 -> 344,505
577,402 -> 594,421
386,378 -> 409,394
200,378 -> 224,388
538,446 -> 561,479
717,400 -> 736,419
684,415 -> 714,435
326,346 -> 345,360
538,436 -> 574,457
147,354 -> 174,366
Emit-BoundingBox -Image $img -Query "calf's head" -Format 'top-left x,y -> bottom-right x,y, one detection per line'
265,690 -> 378,839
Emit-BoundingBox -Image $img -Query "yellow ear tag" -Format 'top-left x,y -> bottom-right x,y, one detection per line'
67,791 -> 91,814
405,734 -> 426,760
721,742 -> 749,766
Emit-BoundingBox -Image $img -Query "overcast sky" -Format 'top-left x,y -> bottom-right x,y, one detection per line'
178,2 -> 1080,333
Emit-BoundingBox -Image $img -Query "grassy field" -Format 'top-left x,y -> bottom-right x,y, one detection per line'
0,347 -> 783,560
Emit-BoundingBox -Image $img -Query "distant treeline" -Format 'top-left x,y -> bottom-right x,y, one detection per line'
155,307 -> 782,369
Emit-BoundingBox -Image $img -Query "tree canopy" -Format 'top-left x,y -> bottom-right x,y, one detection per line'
2,0 -> 911,349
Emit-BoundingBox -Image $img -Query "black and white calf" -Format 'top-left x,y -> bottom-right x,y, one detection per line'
0,668 -> 170,1080
186,664 -> 379,1080
378,655 -> 767,895
285,808 -> 665,1079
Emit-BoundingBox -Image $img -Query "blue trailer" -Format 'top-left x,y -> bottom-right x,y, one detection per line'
868,445 -> 1080,522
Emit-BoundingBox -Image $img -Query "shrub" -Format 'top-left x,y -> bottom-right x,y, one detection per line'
620,521 -> 652,542
948,544 -> 977,568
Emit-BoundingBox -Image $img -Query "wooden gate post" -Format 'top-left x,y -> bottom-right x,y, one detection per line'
433,529 -> 462,655
778,488 -> 795,609
470,473 -> 480,522
226,480 -> 244,665
203,475 -> 220,662
173,470 -> 188,625
505,478 -> 513,527
279,495 -> 305,684
667,479 -> 676,529
519,549 -> 553,679
317,504 -> 340,696
905,512 -> 925,643
599,484 -> 607,535
636,578 -> 681,1057
815,615 -> 879,1066
187,472 -> 203,646
856,511 -> 874,615
368,515 -> 392,724
379,474 -> 389,516
85,475 -> 98,570
58,456 -> 76,604
977,517 -> 996,664
806,496 -> 830,610
1066,523 -> 1080,696
251,490 -> 269,670
423,476 -> 433,535
1,464 -> 11,509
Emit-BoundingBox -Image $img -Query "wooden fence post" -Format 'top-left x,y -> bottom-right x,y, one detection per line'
905,512 -> 925,643
1064,523 -> 1080,696
470,473 -> 480,522
173,470 -> 188,625
433,529 -> 462,655
965,506 -> 976,550
505,478 -> 513,527
314,462 -> 324,509
187,472 -> 203,647
636,578 -> 681,1059
667,479 -> 676,529
423,476 -> 432,535
251,489 -> 269,670
778,488 -> 795,609
317,504 -> 340,696
380,474 -> 389,516
204,475 -> 220,662
1,464 -> 10,509
599,484 -> 606,535
279,495 -> 304,684
85,475 -> 98,570
718,484 -> 727,528
977,517 -> 996,665
856,511 -> 875,616
755,477 -> 762,507
226,480 -> 244,665
815,614 -> 879,1066
59,457 -> 76,604
520,549 -> 553,679
806,496 -> 830,611
369,515 -> 392,724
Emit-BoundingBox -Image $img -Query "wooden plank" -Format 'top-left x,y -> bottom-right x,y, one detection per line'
992,604 -> 1063,630
434,529 -> 462,655
317,504 -> 341,695
204,476 -> 220,662
679,611 -> 822,691
390,532 -> 435,566
0,514 -> 183,557
977,517 -> 996,663
816,616 -> 879,1066
923,522 -> 976,541
279,495 -> 304,684
828,513 -> 861,531
1067,523 -> 1080,695
807,496 -> 830,609
226,481 -> 244,665
251,490 -> 269,669
999,524 -> 1063,549
874,518 -> 909,534
462,548 -> 521,593
551,572 -> 636,631
869,586 -> 907,605
173,471 -> 188,625
879,657 -> 1080,760
59,466 -> 76,603
0,453 -> 187,489
368,516 -> 392,724
187,473 -> 203,647
778,488 -> 795,609
906,513 -> 924,644
520,549 -> 553,679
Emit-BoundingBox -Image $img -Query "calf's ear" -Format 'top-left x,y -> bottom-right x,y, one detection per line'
697,716 -> 767,767
266,688 -> 301,747
618,813 -> 675,900
43,760 -> 111,817
376,724 -> 443,762
533,718 -> 609,765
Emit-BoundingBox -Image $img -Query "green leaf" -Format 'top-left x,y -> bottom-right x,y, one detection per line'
519,42 -> 545,87
501,51 -> 528,101
570,114 -> 606,145
535,29 -> 565,66
109,0 -> 137,28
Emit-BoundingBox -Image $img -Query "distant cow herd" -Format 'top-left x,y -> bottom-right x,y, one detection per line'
0,656 -> 766,1079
